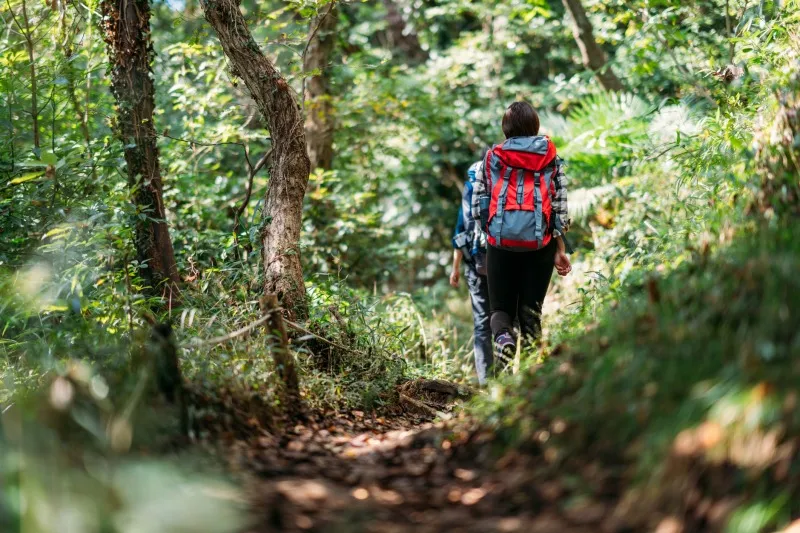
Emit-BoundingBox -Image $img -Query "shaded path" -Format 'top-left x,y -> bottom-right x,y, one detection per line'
233,408 -> 596,533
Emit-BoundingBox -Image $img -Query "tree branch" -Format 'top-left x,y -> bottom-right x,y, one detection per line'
233,146 -> 272,253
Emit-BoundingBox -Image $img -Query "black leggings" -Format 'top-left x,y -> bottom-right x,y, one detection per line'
487,241 -> 556,347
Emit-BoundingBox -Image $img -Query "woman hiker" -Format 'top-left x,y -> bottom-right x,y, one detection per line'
472,101 -> 572,368
450,161 -> 493,385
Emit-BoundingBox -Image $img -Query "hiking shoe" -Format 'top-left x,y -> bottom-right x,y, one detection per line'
494,332 -> 515,372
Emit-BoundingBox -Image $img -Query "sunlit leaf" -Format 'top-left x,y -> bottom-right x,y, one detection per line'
9,172 -> 45,185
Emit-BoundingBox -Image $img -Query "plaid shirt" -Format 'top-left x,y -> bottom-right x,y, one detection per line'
470,153 -> 570,234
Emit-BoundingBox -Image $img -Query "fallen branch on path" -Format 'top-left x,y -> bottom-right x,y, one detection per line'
187,307 -> 366,357
187,312 -> 275,347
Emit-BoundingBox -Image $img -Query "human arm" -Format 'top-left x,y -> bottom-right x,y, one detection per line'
451,204 -> 465,287
552,158 -> 572,275
554,235 -> 572,277
450,249 -> 463,287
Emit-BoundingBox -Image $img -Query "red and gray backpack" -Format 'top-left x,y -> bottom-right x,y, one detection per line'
481,136 -> 561,250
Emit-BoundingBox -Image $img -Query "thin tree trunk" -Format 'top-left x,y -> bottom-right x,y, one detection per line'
725,0 -> 735,64
201,0 -> 310,318
84,3 -> 93,135
57,12 -> 93,166
84,2 -> 98,182
17,0 -> 40,148
304,5 -> 338,172
64,63 -> 91,146
261,293 -> 301,415
101,0 -> 181,301
561,0 -> 625,92
302,5 -> 338,246
382,0 -> 428,64
485,14 -> 504,101
756,70 -> 800,216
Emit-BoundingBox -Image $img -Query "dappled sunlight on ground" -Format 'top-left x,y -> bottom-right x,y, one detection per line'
240,408 -> 601,533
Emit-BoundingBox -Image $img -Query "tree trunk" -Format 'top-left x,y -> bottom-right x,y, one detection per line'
14,0 -> 40,149
304,5 -> 338,172
57,17 -> 94,174
201,0 -> 310,319
261,294 -> 302,415
561,0 -> 625,92
755,72 -> 800,216
382,0 -> 428,64
101,0 -> 181,301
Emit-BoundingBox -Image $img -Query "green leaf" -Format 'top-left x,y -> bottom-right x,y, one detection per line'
43,226 -> 74,239
42,304 -> 69,312
9,171 -> 45,185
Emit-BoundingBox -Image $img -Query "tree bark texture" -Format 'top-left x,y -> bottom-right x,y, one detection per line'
382,0 -> 428,64
201,0 -> 310,318
261,294 -> 302,415
101,0 -> 181,298
304,5 -> 338,172
561,0 -> 625,92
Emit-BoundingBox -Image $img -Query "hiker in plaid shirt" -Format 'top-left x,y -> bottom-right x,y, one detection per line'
450,161 -> 492,385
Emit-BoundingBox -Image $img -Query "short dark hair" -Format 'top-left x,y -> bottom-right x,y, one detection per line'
502,101 -> 540,138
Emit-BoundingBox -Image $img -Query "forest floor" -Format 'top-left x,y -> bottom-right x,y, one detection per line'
216,382 -> 604,533
237,411 -> 585,533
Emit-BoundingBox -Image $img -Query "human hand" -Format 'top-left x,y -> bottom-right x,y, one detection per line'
449,269 -> 460,287
555,251 -> 572,277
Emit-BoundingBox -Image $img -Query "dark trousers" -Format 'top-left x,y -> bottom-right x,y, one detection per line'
465,266 -> 492,384
487,241 -> 556,348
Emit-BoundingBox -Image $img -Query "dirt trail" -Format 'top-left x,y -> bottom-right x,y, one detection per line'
226,403 -> 595,533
